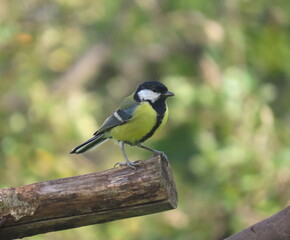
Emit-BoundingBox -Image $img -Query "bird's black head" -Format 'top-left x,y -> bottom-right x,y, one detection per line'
134,81 -> 174,103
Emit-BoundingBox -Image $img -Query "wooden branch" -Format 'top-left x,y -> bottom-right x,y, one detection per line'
0,156 -> 177,240
225,206 -> 290,240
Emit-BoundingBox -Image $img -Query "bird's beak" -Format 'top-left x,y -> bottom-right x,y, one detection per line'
164,91 -> 175,97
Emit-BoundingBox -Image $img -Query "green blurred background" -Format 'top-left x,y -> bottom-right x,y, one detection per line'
1,0 -> 290,239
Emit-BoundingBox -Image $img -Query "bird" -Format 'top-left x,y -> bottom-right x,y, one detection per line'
70,81 -> 174,169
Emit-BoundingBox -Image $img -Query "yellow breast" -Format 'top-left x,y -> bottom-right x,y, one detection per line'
110,102 -> 157,144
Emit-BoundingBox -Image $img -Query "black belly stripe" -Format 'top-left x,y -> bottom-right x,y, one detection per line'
139,99 -> 167,143
139,113 -> 164,143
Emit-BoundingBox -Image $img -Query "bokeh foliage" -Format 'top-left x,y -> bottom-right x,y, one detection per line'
1,0 -> 290,239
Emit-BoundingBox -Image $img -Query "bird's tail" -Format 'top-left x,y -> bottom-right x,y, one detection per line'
70,133 -> 109,154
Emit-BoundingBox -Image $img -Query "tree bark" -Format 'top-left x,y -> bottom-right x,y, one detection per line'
225,206 -> 290,240
0,156 -> 177,240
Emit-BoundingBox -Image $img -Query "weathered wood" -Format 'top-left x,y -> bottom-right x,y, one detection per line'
0,156 -> 177,239
225,206 -> 290,240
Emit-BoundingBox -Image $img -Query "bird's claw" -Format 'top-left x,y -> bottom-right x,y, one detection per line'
154,151 -> 169,165
114,161 -> 141,170
133,160 -> 146,167
114,162 -> 127,168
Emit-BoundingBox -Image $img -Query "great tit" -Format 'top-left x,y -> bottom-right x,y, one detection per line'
70,81 -> 174,169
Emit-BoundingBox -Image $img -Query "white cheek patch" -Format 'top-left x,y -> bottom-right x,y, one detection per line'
138,89 -> 161,103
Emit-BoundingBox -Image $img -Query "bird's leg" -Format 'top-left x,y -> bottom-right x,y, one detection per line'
137,144 -> 169,164
114,141 -> 139,169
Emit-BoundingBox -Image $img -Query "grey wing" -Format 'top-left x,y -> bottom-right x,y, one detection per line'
94,105 -> 137,135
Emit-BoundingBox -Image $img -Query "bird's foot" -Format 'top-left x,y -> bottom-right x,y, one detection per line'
153,151 -> 169,165
114,160 -> 141,170
133,160 -> 146,167
0,216 -> 8,228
